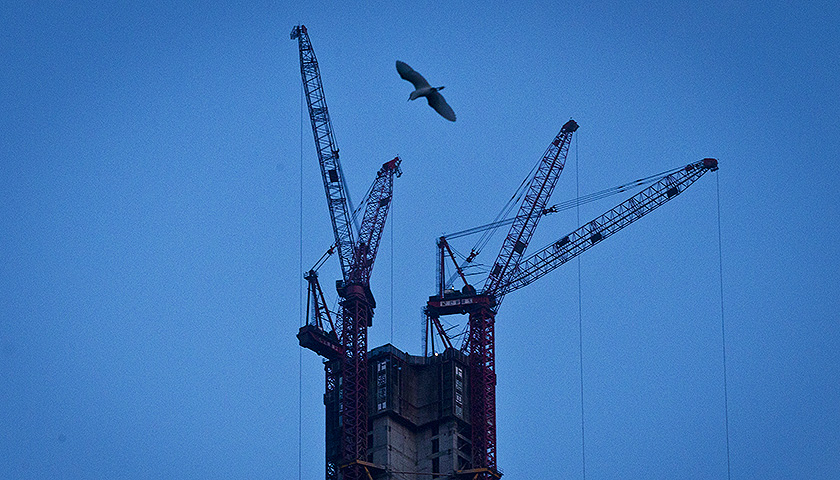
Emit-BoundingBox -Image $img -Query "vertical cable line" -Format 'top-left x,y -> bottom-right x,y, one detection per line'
390,194 -> 394,344
716,173 -> 732,480
298,79 -> 304,480
576,135 -> 587,480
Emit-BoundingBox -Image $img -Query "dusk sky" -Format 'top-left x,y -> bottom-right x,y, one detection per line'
2,1 -> 839,479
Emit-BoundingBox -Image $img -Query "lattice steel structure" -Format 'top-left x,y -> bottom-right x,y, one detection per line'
427,119 -> 717,479
498,158 -> 718,296
291,25 -> 355,280
293,25 -> 401,480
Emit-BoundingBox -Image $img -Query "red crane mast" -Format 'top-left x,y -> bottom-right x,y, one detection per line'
337,157 -> 400,480
292,25 -> 401,480
466,120 -> 577,477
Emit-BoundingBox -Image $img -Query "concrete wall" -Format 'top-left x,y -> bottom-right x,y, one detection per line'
324,345 -> 472,479
367,345 -> 472,479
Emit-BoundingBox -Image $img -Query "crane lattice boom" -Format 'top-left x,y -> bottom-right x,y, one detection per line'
349,157 -> 402,285
483,119 -> 578,308
291,25 -> 355,281
499,157 -> 718,296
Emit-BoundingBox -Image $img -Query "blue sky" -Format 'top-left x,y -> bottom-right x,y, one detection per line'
2,1 -> 839,479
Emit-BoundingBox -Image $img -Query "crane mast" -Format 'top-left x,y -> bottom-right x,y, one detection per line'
293,25 -> 400,480
466,119 -> 577,477
336,157 -> 400,480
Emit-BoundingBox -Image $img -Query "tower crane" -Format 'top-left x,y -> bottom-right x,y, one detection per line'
425,120 -> 718,479
292,25 -> 402,480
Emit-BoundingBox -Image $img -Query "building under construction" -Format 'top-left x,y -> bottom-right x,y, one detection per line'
334,345 -> 471,479
291,24 -> 719,480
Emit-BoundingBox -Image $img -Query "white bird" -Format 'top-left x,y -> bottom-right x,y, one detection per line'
396,60 -> 456,122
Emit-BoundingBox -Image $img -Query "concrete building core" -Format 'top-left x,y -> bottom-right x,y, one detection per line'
325,344 -> 473,479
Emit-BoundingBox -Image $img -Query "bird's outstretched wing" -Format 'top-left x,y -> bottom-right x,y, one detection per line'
427,91 -> 456,121
396,61 -> 430,89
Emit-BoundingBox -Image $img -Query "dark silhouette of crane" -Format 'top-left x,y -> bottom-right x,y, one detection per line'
290,24 -> 718,480
292,25 -> 401,480
426,120 -> 718,479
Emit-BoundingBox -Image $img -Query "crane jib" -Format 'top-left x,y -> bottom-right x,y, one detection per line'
294,25 -> 356,281
484,121 -> 578,301
499,158 -> 719,296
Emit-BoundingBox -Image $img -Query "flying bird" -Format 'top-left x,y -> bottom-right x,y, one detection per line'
396,60 -> 456,122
